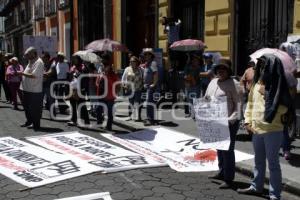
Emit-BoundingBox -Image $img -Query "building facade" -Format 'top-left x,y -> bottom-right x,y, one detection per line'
0,0 -> 299,73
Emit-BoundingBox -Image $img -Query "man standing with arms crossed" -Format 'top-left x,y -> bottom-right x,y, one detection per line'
19,47 -> 45,131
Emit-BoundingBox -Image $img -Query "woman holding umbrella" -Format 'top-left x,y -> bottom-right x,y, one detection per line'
238,54 -> 292,200
67,55 -> 90,127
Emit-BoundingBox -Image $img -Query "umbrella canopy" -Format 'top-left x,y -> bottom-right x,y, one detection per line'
170,39 -> 206,51
85,38 -> 128,52
250,48 -> 297,87
73,50 -> 101,64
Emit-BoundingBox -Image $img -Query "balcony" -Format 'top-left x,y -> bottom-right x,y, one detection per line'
4,15 -> 16,32
58,0 -> 70,10
45,0 -> 57,16
34,4 -> 45,20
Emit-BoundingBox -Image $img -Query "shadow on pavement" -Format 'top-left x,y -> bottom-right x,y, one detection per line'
38,127 -> 64,133
287,153 -> 300,167
159,121 -> 179,127
236,133 -> 252,142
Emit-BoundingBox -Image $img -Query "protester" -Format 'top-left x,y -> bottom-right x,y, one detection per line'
237,54 -> 292,200
1,53 -> 13,103
54,52 -> 70,114
166,60 -> 179,105
19,47 -> 45,131
199,52 -> 215,95
122,56 -> 144,121
6,57 -> 23,110
240,60 -> 255,104
42,52 -> 56,116
68,55 -> 90,127
184,53 -> 202,118
96,53 -> 120,130
205,58 -> 240,189
143,48 -> 159,126
0,52 -> 5,100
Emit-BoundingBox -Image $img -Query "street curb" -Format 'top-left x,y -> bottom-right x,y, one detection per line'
114,118 -> 300,197
235,162 -> 300,197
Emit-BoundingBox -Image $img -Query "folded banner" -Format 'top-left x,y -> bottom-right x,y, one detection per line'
103,127 -> 254,172
0,137 -> 96,188
26,132 -> 164,173
54,192 -> 112,200
194,96 -> 231,150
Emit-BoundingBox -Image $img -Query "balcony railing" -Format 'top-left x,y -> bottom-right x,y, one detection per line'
45,0 -> 57,16
34,4 -> 45,20
4,15 -> 16,31
58,0 -> 70,10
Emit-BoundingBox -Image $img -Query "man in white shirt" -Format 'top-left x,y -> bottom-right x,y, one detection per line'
19,47 -> 45,131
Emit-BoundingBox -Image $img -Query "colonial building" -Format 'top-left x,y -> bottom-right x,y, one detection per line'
0,0 -> 299,73
0,0 -> 34,57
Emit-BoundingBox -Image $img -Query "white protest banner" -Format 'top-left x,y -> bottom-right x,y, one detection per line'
23,35 -> 57,57
26,132 -> 164,173
194,96 -> 231,150
54,192 -> 112,200
103,127 -> 254,172
0,137 -> 96,188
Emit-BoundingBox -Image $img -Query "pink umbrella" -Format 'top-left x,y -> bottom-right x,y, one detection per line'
85,38 -> 128,52
170,39 -> 206,51
250,48 -> 298,87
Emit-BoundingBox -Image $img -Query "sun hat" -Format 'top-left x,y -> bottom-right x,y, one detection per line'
214,58 -> 232,75
203,52 -> 213,59
142,48 -> 155,57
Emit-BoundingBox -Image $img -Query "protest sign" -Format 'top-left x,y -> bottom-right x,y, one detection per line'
103,127 -> 254,172
0,137 -> 96,188
193,96 -> 231,150
26,132 -> 164,173
23,35 -> 57,57
54,192 -> 112,200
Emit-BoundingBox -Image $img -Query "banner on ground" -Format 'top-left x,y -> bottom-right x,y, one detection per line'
194,96 -> 231,150
0,137 -> 96,188
103,127 -> 254,172
54,192 -> 112,200
26,132 -> 164,173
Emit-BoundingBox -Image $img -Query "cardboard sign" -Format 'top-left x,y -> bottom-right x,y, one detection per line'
194,96 -> 231,150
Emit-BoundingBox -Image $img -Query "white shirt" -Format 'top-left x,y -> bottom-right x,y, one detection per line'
56,62 -> 69,80
20,58 -> 45,93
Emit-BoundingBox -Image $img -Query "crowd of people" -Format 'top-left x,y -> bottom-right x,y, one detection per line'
0,39 -> 299,200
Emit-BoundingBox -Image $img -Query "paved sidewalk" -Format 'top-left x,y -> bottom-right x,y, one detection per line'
113,102 -> 300,196
0,97 -> 299,200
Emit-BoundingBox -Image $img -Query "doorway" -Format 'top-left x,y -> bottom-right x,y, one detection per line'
234,0 -> 294,75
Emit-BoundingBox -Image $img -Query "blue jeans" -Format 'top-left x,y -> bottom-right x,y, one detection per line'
129,90 -> 143,119
251,131 -> 283,199
97,100 -> 114,129
217,121 -> 240,182
281,125 -> 291,152
146,88 -> 156,121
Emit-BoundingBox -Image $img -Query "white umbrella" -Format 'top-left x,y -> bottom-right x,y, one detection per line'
73,50 -> 101,64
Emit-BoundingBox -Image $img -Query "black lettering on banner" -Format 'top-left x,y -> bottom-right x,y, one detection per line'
76,137 -> 114,149
0,143 -> 14,152
32,160 -> 80,178
2,139 -> 25,147
112,156 -> 148,166
0,150 -> 51,166
89,160 -> 122,168
13,171 -> 43,182
80,146 -> 115,158
53,136 -> 85,148
177,139 -> 201,151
